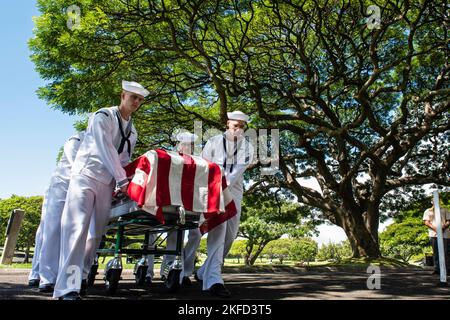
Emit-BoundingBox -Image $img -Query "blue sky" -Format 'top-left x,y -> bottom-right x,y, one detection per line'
0,2 -> 80,199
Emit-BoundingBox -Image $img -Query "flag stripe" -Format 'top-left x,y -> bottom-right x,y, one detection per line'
181,153 -> 196,211
167,151 -> 184,206
144,150 -> 158,210
155,149 -> 171,206
192,156 -> 209,213
207,160 -> 222,212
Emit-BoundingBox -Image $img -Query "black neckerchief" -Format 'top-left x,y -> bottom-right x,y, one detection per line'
115,110 -> 133,156
222,134 -> 240,173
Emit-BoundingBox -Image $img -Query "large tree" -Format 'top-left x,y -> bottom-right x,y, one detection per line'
30,0 -> 449,257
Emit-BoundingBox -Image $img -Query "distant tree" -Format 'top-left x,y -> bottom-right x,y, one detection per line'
228,240 -> 247,264
316,240 -> 353,262
0,195 -> 43,263
263,238 -> 294,264
380,218 -> 429,263
290,238 -> 318,266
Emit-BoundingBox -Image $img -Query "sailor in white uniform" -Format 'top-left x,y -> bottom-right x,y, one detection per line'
145,132 -> 198,285
32,132 -> 85,292
194,111 -> 254,297
53,80 -> 149,300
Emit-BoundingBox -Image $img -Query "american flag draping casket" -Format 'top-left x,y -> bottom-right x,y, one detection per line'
123,149 -> 237,234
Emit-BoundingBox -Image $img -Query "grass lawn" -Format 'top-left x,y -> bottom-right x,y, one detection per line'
0,255 -> 416,271
1,246 -> 419,271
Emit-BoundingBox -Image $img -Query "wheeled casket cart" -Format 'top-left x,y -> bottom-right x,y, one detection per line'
87,149 -> 237,295
88,193 -> 201,295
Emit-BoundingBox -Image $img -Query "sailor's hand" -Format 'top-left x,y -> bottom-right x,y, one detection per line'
119,185 -> 128,194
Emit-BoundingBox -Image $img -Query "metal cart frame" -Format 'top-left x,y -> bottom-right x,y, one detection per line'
88,195 -> 201,295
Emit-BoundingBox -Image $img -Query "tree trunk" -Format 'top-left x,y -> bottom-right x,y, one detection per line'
339,208 -> 381,258
248,242 -> 269,266
245,242 -> 253,266
24,239 -> 31,264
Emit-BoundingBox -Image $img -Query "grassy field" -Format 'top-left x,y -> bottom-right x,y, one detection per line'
1,246 -> 420,271
0,255 -> 416,271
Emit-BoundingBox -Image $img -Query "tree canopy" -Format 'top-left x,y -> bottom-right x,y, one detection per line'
30,0 -> 449,257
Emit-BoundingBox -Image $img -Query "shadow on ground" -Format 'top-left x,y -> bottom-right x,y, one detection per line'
1,266 -> 449,300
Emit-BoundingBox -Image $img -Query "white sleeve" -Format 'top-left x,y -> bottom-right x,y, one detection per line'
91,113 -> 127,186
227,142 -> 254,188
201,139 -> 214,162
63,137 -> 81,167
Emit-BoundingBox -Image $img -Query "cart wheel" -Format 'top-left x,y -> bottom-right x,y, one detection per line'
87,264 -> 98,287
134,265 -> 148,285
105,269 -> 121,295
164,269 -> 181,293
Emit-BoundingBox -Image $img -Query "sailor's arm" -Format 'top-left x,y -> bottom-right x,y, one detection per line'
92,112 -> 128,189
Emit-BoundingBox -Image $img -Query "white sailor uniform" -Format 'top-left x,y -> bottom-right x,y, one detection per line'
195,132 -> 254,290
53,106 -> 137,298
36,132 -> 85,287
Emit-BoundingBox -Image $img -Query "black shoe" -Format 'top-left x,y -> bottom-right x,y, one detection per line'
194,272 -> 203,283
145,276 -> 152,285
58,292 -> 82,300
80,280 -> 87,296
208,283 -> 231,298
38,283 -> 54,293
28,279 -> 40,287
181,276 -> 192,286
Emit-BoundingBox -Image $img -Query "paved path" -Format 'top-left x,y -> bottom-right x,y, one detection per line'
1,266 -> 449,300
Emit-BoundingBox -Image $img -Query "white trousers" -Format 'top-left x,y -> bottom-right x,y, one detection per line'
223,190 -> 242,258
196,191 -> 242,291
182,228 -> 202,278
196,222 -> 226,291
28,223 -> 44,281
146,233 -> 157,279
28,188 -> 50,281
38,177 -> 69,285
53,174 -> 113,298
82,217 -> 102,280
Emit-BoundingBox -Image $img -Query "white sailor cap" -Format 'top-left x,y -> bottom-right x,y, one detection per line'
176,132 -> 198,143
122,80 -> 150,98
227,110 -> 249,123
